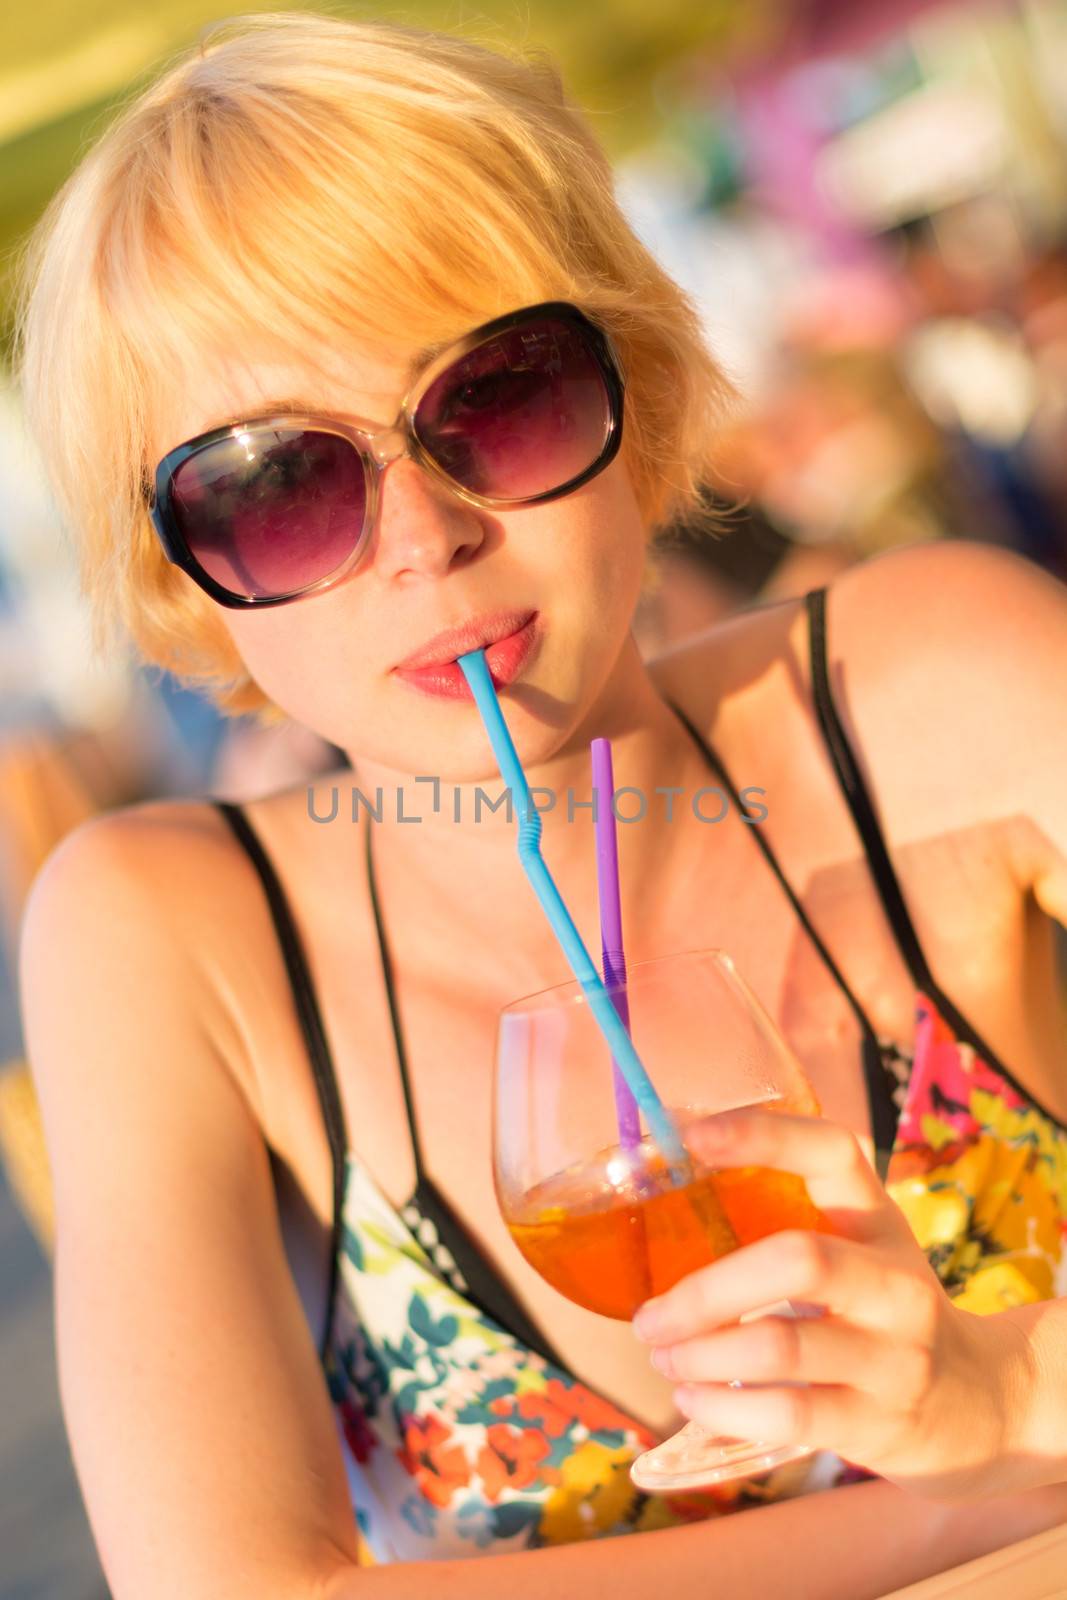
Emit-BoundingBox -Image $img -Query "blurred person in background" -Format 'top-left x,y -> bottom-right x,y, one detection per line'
892,205 -> 1067,579
9,12 -> 1067,1600
1015,238 -> 1067,549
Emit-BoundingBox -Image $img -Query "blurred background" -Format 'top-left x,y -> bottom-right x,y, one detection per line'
3,1 -> 1067,1594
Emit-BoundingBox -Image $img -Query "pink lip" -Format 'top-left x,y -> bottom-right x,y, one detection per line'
395,608 -> 536,670
393,610 -> 542,699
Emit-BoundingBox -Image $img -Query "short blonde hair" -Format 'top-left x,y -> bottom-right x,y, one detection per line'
14,10 -> 736,722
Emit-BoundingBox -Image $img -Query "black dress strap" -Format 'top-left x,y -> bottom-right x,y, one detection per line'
361,812 -> 428,1181
806,586 -> 940,997
661,699 -> 902,1168
214,799 -> 348,1362
804,585 -> 1040,1112
361,817 -> 566,1368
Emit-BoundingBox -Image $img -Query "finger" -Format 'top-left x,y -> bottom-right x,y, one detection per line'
670,1377 -> 865,1454
633,1228 -> 897,1343
650,1312 -> 888,1393
682,1106 -> 902,1239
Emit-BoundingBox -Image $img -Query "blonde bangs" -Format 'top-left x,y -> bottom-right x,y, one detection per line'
14,11 -> 737,722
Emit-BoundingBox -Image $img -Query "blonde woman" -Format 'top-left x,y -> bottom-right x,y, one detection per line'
14,14 -> 1067,1598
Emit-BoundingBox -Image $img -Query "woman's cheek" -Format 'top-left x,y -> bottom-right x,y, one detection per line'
219,607 -> 381,735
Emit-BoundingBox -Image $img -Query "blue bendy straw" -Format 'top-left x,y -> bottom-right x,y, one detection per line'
457,648 -> 686,1169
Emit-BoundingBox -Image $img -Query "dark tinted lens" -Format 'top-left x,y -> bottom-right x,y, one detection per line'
168,428 -> 367,599
412,317 -> 615,499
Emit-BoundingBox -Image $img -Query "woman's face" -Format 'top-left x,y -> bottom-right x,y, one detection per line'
152,327 -> 649,781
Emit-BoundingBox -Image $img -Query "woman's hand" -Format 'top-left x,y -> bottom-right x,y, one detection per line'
631,1107 -> 1037,1501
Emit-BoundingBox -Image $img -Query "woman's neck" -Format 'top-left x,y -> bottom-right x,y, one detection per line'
326,640 -> 715,983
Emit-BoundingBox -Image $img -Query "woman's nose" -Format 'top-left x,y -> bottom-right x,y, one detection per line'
371,456 -> 486,580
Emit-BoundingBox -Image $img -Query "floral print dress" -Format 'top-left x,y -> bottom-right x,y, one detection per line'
887,995 -> 1067,1311
319,989 -> 1067,1566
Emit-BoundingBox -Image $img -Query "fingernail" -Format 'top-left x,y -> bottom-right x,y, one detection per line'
632,1300 -> 665,1340
673,1386 -> 698,1417
649,1346 -> 673,1377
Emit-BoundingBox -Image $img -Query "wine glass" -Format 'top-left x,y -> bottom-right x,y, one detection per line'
494,946 -> 827,1493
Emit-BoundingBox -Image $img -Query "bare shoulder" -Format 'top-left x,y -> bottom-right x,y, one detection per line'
18,788 -> 303,1132
824,536 -> 1066,713
647,540 -> 1065,840
815,538 -> 1067,918
26,791 -> 235,913
824,540 -> 1067,835
23,776 -> 329,930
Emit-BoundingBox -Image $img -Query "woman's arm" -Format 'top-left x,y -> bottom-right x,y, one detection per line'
319,1475 -> 1067,1600
19,811 -> 363,1600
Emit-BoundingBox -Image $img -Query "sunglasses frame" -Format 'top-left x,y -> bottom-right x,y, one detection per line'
146,300 -> 626,609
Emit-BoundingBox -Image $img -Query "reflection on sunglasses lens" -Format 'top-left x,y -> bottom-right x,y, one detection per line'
171,428 -> 367,598
414,318 -> 612,498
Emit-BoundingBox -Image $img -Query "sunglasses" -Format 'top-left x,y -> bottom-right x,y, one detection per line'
146,301 -> 625,608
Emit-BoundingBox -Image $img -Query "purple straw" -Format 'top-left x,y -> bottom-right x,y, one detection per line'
591,738 -> 641,1149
